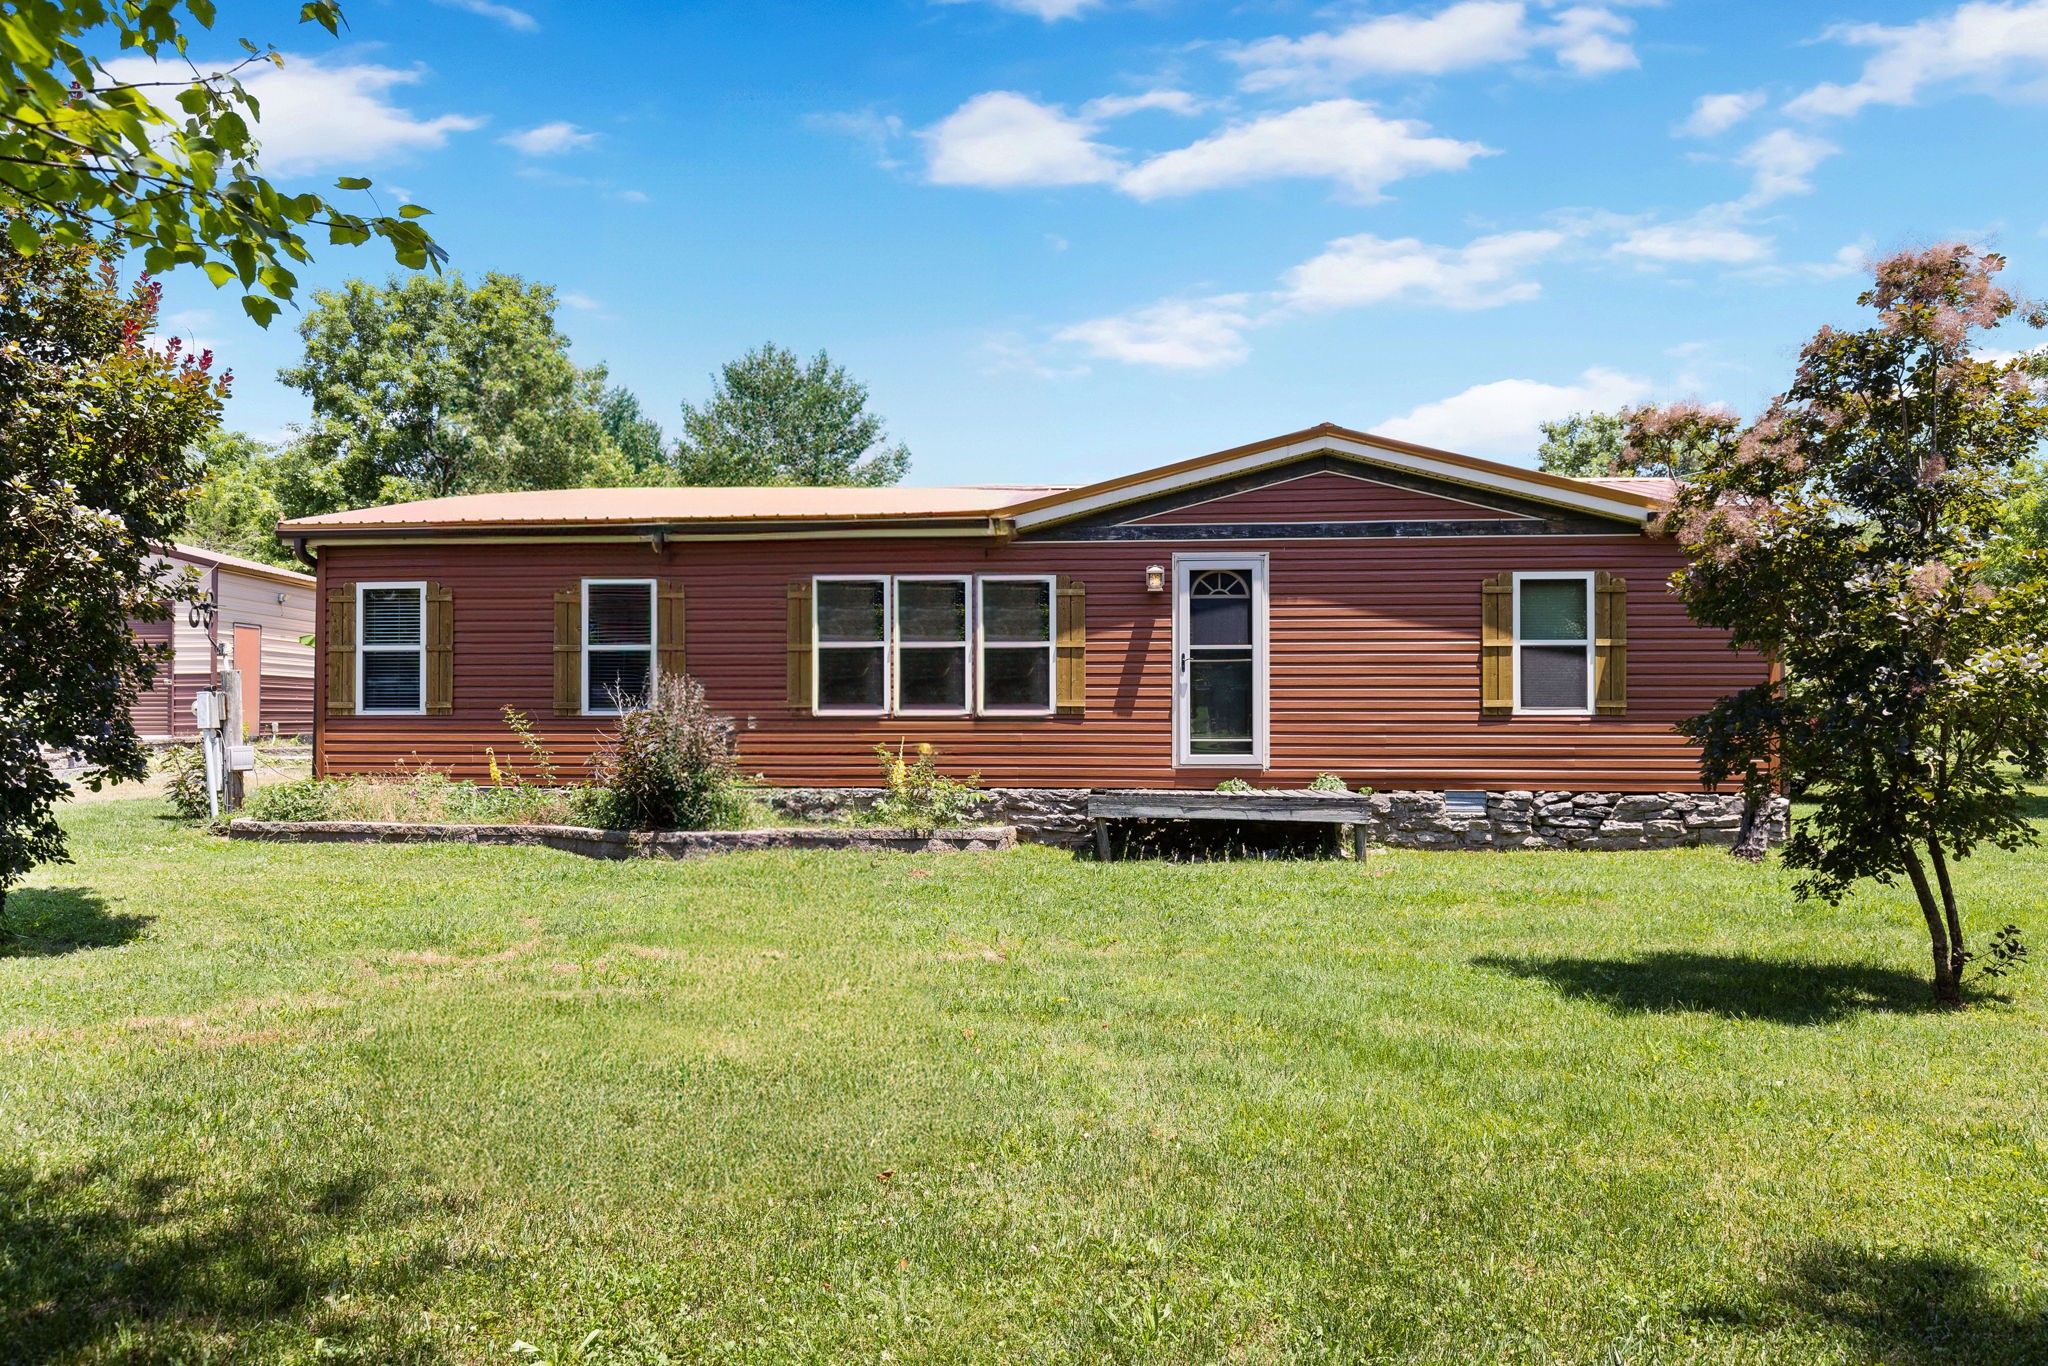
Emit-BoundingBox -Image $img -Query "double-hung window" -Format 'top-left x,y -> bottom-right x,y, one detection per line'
895,577 -> 970,713
358,583 -> 425,715
816,577 -> 890,713
584,579 -> 656,714
1514,573 -> 1594,714
977,576 -> 1055,714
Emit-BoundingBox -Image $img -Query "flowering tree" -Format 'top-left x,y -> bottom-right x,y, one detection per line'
1,237 -> 225,936
1633,246 -> 2048,1005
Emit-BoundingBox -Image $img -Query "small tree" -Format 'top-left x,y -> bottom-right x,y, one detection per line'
1638,245 -> 2048,1006
674,344 -> 910,487
1,235 -> 224,933
1536,411 -> 1627,476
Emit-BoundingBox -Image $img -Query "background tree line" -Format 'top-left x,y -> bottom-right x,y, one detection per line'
189,272 -> 912,567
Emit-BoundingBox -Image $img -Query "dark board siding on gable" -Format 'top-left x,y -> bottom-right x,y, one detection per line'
313,534 -> 1765,792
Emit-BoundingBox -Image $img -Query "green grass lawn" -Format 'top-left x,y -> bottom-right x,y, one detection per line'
4,800 -> 2046,1364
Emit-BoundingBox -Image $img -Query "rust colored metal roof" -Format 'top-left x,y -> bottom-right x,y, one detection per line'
277,484 -> 1071,532
167,542 -> 314,585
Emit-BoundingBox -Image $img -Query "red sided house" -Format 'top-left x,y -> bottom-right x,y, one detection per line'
277,424 -> 1768,821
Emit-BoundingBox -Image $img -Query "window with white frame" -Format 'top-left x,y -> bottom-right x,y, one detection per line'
895,577 -> 969,713
358,583 -> 425,714
1514,574 -> 1594,714
815,577 -> 889,712
584,579 -> 656,714
977,576 -> 1054,713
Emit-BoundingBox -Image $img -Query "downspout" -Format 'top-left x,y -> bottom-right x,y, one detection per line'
290,536 -> 317,569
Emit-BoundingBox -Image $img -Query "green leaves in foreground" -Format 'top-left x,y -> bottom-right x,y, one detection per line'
0,1 -> 444,324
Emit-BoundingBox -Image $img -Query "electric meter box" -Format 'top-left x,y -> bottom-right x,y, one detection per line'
227,745 -> 256,772
190,692 -> 224,731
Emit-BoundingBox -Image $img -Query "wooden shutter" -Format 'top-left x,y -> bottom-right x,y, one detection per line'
553,584 -> 581,716
326,583 -> 356,717
425,583 -> 454,715
658,582 -> 687,687
1480,572 -> 1512,716
1055,575 -> 1086,715
786,580 -> 814,709
1594,571 -> 1628,716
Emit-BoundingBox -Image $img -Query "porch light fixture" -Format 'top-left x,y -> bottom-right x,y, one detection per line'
1144,564 -> 1166,593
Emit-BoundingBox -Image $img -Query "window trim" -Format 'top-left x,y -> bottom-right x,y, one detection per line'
582,578 -> 658,717
892,574 -> 974,717
1511,570 -> 1596,717
974,574 -> 1057,717
356,581 -> 427,717
1171,553 -> 1270,769
812,574 -> 893,716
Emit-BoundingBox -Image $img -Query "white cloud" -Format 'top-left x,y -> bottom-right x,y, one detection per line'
1054,295 -> 1256,369
920,92 -> 1121,187
1789,0 -> 2048,118
557,291 -> 602,311
433,0 -> 537,31
1377,367 -> 1653,457
616,188 -> 651,204
1734,128 -> 1838,205
1280,229 -> 1566,311
501,121 -> 597,156
938,0 -> 1099,18
103,54 -> 483,175
1228,1 -> 1640,92
1117,100 -> 1488,201
1081,90 -> 1202,119
1678,91 -> 1765,137
808,109 -> 907,169
1612,215 -> 1773,265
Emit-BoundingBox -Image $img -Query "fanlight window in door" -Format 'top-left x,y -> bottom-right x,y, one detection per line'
1188,569 -> 1254,757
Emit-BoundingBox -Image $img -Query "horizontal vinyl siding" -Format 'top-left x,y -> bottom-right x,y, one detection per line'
314,537 -> 1766,792
1134,470 -> 1519,524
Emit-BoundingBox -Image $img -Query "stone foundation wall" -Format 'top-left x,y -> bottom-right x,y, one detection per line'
763,787 -> 1788,852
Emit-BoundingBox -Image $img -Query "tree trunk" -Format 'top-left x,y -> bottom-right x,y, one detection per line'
1927,836 -> 1969,981
1901,845 -> 1962,1007
1732,792 -> 1769,863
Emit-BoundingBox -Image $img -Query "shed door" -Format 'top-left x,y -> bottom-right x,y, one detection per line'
234,624 -> 263,737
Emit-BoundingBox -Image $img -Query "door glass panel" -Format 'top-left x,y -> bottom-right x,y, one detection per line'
1189,570 -> 1252,646
1189,648 -> 1254,755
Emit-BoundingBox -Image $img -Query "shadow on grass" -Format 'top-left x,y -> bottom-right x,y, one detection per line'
1691,1243 -> 2048,1365
0,888 -> 148,957
0,1161 -> 452,1363
1473,951 -> 1935,1024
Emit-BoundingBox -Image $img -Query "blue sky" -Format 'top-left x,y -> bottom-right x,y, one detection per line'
162,0 -> 2048,486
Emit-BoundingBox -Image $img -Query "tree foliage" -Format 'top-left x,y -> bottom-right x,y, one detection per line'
598,382 -> 669,478
1642,245 -> 2048,1005
1535,411 -> 1627,476
0,1 -> 442,326
674,344 -> 909,487
181,428 -> 297,567
1538,408 -> 1717,480
277,273 -> 630,515
0,236 -> 223,927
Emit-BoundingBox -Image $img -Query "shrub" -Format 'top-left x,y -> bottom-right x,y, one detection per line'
871,741 -> 981,830
159,744 -> 210,820
241,779 -> 334,823
1307,773 -> 1350,793
1215,778 -> 1257,794
589,677 -> 744,830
